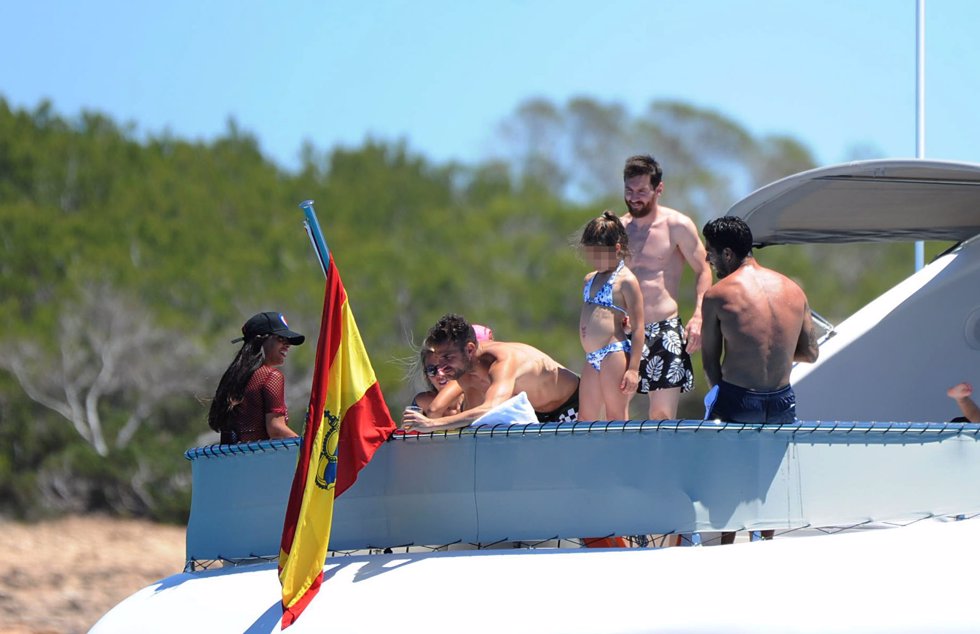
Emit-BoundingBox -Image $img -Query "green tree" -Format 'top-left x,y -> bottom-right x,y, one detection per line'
0,94 -> 950,520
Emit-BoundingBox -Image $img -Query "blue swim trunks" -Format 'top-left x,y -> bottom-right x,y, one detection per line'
706,380 -> 797,424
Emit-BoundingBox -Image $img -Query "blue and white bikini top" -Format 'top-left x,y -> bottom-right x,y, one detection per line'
583,259 -> 627,315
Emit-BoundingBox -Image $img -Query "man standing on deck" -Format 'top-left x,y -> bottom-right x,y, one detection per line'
622,155 -> 713,420
700,216 -> 819,543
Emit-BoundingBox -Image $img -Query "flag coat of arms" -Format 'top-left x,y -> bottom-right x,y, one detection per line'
278,253 -> 396,628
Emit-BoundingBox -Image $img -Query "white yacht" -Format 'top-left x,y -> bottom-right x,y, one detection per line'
92,159 -> 980,633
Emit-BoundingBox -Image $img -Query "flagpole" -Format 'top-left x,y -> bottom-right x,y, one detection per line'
914,0 -> 925,271
300,200 -> 330,279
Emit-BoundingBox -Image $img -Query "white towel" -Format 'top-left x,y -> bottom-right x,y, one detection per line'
471,391 -> 540,426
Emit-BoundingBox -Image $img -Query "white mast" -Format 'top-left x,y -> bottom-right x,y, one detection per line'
914,0 -> 925,271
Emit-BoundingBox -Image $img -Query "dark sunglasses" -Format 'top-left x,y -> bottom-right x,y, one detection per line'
424,364 -> 452,377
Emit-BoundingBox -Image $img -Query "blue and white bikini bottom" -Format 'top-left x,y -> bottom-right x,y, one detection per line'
585,340 -> 631,372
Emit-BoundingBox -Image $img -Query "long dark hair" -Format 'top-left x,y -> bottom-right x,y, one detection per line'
207,336 -> 268,433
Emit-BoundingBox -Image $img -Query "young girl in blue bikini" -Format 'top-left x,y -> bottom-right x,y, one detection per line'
578,211 -> 645,421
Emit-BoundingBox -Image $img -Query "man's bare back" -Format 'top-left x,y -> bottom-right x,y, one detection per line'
702,259 -> 817,390
460,341 -> 579,414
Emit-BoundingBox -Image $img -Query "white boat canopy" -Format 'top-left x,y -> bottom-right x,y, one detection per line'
726,159 -> 980,246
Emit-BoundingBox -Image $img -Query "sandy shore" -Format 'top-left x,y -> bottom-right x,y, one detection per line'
0,515 -> 185,634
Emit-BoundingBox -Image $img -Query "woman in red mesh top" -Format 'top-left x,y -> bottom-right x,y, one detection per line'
208,312 -> 306,444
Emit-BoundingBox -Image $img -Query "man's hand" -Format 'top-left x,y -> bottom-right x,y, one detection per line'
620,369 -> 639,394
948,382 -> 974,400
685,315 -> 702,353
401,408 -> 434,431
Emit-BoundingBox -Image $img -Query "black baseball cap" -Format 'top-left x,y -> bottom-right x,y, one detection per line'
232,312 -> 305,345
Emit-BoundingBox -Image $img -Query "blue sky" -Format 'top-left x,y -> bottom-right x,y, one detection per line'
2,0 -> 978,177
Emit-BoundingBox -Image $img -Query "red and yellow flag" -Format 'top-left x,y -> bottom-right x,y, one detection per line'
278,254 -> 396,628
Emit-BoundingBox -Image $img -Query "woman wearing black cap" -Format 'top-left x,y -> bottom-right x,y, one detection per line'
208,312 -> 305,444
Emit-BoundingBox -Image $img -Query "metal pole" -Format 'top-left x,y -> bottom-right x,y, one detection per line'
914,0 -> 925,271
299,199 -> 330,279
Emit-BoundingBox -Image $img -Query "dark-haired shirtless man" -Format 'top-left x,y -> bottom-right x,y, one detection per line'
622,155 -> 712,420
701,215 -> 819,543
401,313 -> 580,431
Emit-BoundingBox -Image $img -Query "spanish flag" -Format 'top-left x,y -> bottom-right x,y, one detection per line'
278,253 -> 396,628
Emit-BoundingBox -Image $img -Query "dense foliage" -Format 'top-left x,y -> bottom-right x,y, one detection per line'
0,96 -> 948,522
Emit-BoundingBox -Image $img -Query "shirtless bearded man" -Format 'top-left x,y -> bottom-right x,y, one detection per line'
622,155 -> 713,419
700,216 -> 819,424
700,216 -> 819,544
401,314 -> 581,431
